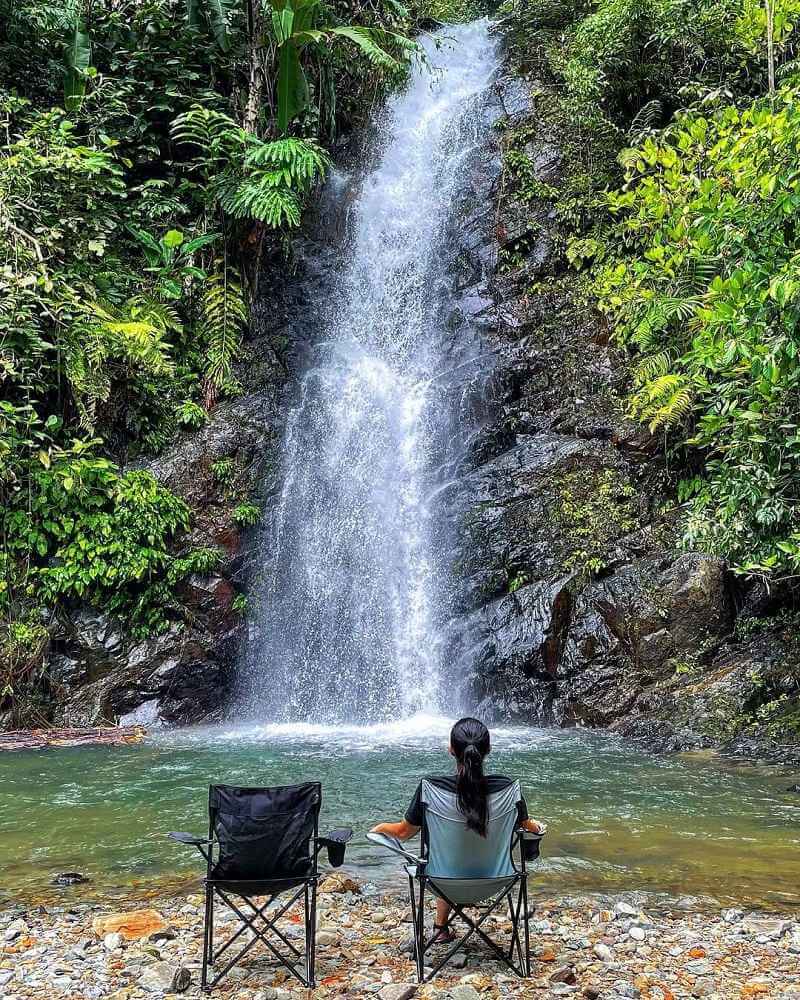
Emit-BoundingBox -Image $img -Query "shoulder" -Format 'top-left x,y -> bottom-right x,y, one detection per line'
420,775 -> 457,794
486,775 -> 521,793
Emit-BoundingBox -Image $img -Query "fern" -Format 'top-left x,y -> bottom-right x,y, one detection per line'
243,137 -> 329,189
630,372 -> 693,431
171,108 -> 328,228
200,267 -> 247,393
63,300 -> 176,429
216,178 -> 302,226
628,99 -> 663,141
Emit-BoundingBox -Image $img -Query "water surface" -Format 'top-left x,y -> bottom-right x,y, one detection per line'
3,718 -> 799,910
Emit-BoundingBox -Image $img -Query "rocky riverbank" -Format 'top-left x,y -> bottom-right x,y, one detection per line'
1,876 -> 798,1000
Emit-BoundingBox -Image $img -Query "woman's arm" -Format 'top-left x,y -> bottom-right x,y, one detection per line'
370,819 -> 420,841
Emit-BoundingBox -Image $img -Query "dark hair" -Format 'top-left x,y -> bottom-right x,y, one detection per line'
451,717 -> 490,837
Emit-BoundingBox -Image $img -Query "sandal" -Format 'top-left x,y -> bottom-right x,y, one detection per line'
432,921 -> 456,944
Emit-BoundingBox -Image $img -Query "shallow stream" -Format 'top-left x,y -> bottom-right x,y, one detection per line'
3,717 -> 799,910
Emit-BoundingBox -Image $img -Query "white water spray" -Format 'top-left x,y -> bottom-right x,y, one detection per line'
242,21 -> 500,723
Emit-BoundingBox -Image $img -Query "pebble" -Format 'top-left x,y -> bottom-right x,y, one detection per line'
550,965 -> 578,985
449,986 -> 480,1000
612,982 -> 640,998
613,902 -> 638,918
0,888 -> 795,1000
377,986 -> 416,1000
4,918 -> 28,941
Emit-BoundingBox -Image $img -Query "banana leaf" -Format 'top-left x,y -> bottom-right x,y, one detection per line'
64,21 -> 92,112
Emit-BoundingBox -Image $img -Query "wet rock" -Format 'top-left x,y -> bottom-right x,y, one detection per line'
139,963 -> 191,993
51,872 -> 88,886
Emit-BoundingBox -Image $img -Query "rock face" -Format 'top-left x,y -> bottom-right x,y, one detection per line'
436,66 -> 800,759
43,289 -> 293,727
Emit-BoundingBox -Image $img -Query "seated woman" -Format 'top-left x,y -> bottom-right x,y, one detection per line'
370,716 -> 544,943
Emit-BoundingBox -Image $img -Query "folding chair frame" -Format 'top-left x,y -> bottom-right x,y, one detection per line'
170,805 -> 350,991
406,829 -> 533,983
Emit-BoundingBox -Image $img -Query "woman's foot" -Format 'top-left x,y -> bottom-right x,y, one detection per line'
432,922 -> 456,944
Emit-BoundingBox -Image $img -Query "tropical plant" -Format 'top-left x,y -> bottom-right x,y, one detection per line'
172,106 -> 330,225
268,0 -> 417,133
580,88 -> 800,577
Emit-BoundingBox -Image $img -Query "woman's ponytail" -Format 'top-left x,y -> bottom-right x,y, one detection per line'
451,717 -> 490,837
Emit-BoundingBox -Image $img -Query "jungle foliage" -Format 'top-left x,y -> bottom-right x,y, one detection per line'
0,0 -> 418,712
503,0 -> 800,580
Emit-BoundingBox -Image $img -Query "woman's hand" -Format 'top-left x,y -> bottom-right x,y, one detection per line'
370,820 -> 420,841
522,818 -> 544,834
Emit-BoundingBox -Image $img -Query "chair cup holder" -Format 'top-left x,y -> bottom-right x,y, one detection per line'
327,842 -> 347,867
523,841 -> 541,861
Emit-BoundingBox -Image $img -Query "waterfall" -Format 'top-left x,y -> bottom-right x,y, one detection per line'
241,21 -> 500,724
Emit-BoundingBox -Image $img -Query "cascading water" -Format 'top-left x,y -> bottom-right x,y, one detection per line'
241,21 -> 500,724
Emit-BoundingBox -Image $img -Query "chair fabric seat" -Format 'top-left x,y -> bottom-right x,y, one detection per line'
206,875 -> 313,897
428,874 -> 518,906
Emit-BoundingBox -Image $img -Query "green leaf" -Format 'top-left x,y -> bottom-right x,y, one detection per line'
277,42 -> 309,134
205,0 -> 233,52
64,20 -> 92,112
162,229 -> 185,248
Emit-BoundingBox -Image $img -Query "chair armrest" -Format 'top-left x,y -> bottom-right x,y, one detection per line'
319,827 -> 354,845
317,827 -> 354,867
168,831 -> 213,846
366,831 -> 424,866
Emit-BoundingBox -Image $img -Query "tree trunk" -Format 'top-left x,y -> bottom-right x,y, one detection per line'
244,0 -> 266,133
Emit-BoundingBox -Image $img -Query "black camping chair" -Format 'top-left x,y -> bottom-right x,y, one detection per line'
170,782 -> 352,991
367,781 -> 545,983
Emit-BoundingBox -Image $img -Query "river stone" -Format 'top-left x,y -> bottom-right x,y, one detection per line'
51,872 -> 88,886
140,963 -> 191,994
316,928 -> 339,947
103,931 -> 124,951
377,986 -> 416,1000
4,918 -> 28,941
92,909 -> 167,940
550,965 -> 578,984
448,987 -> 480,1000
740,917 -> 791,938
628,926 -> 645,941
613,902 -> 638,918
593,942 -> 613,962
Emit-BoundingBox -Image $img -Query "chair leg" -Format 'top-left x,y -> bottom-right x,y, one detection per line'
201,884 -> 213,991
415,877 -> 426,983
307,880 -> 317,988
521,875 -> 531,977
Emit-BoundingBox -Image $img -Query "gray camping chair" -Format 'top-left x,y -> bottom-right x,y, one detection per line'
368,779 -> 544,982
